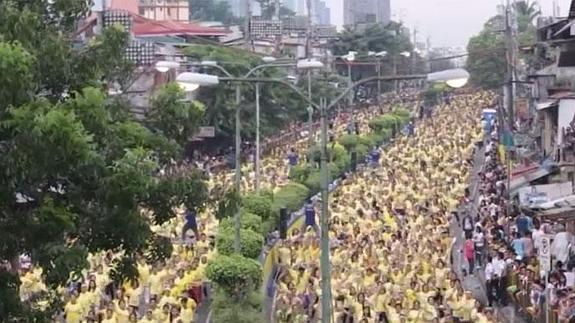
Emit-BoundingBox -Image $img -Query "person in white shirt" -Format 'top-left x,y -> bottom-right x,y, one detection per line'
551,224 -> 573,264
473,226 -> 485,268
532,223 -> 544,253
485,256 -> 495,306
493,252 -> 507,305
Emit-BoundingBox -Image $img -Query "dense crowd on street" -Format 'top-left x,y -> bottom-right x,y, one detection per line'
16,90 -> 419,322
274,92 -> 498,322
473,116 -> 575,321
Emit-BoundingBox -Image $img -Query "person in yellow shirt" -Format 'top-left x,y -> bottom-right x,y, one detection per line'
101,308 -> 116,323
114,299 -> 130,323
64,293 -> 83,323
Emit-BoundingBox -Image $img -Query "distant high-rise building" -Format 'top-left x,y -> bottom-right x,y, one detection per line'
344,0 -> 390,27
226,0 -> 247,17
315,0 -> 330,25
283,0 -> 296,13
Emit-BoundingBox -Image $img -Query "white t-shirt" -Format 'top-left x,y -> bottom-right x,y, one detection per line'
485,262 -> 495,280
532,229 -> 544,251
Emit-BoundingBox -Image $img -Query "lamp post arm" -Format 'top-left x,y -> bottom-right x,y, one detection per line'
219,77 -> 319,110
243,63 -> 296,78
325,74 -> 427,110
184,63 -> 234,77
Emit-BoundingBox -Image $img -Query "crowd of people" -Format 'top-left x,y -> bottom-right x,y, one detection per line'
16,89 -> 419,322
274,92 -> 498,322
474,115 -> 575,321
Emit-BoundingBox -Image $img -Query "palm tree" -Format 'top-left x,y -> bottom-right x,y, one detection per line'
513,0 -> 541,23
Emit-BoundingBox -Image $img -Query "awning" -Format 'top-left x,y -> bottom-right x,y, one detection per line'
537,100 -> 558,111
510,166 -> 555,196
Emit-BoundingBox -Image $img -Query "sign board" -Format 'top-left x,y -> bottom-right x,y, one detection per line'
539,235 -> 552,273
196,126 -> 215,138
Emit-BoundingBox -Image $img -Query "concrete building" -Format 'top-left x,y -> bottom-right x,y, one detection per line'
315,0 -> 330,25
138,0 -> 189,22
343,0 -> 390,27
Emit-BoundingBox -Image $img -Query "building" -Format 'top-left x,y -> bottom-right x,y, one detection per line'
284,0 -> 296,13
343,0 -> 390,27
138,0 -> 189,22
315,0 -> 330,25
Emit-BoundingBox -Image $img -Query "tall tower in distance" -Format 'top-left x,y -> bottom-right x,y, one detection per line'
344,0 -> 390,27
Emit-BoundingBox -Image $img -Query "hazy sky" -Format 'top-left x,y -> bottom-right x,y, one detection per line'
327,0 -> 569,48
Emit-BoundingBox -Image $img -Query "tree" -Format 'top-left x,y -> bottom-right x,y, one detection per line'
329,22 -> 413,57
514,0 -> 541,32
146,83 -> 205,152
0,1 -> 209,320
188,0 -> 237,24
255,0 -> 296,19
183,45 -> 313,143
466,2 -> 539,88
466,28 -> 506,88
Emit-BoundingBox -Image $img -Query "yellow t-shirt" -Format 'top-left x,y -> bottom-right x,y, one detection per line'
65,302 -> 83,323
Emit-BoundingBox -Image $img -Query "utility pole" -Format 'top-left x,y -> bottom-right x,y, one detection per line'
244,0 -> 252,50
504,0 -> 515,132
305,0 -> 312,58
274,0 -> 282,56
412,27 -> 418,74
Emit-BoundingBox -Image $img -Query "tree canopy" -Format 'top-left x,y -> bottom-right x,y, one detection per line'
0,0 -> 209,320
328,22 -> 413,57
466,0 -> 539,88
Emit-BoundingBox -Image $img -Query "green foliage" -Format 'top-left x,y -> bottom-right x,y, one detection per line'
216,227 -> 264,259
206,254 -> 262,294
0,3 -> 210,319
212,288 -> 264,323
242,194 -> 272,221
288,164 -> 312,183
272,183 -> 311,213
368,115 -> 400,133
356,143 -> 370,161
303,171 -> 322,193
466,2 -> 538,89
466,29 -> 506,88
391,108 -> 411,123
216,189 -> 241,220
183,45 -> 308,141
188,0 -> 238,24
338,134 -> 359,151
147,83 -> 205,150
220,212 -> 262,234
329,22 -> 413,57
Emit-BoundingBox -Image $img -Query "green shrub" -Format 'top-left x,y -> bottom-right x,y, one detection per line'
212,289 -> 263,323
358,135 -> 376,148
356,144 -> 370,161
220,212 -> 262,234
337,134 -> 359,151
392,107 -> 411,122
303,170 -> 321,193
272,182 -> 310,213
330,143 -> 348,162
242,194 -> 272,221
216,227 -> 264,259
288,164 -> 312,183
206,254 -> 262,293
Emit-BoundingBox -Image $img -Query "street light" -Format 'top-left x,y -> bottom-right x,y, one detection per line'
262,56 -> 277,63
368,51 -> 388,101
155,60 -> 181,73
427,68 -> 470,88
296,59 -> 326,152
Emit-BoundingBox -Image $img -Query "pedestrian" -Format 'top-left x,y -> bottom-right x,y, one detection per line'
462,213 -> 474,239
472,226 -> 485,268
464,238 -> 475,275
511,232 -> 524,260
181,208 -> 199,242
303,200 -> 318,233
368,146 -> 381,167
286,147 -> 299,176
484,256 -> 496,307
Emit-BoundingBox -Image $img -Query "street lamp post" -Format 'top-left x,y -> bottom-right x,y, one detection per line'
178,58 -> 323,250
178,69 -> 469,322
